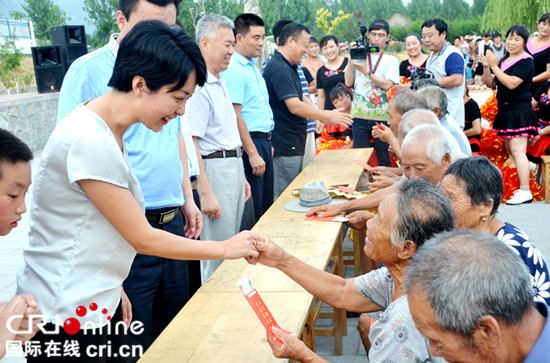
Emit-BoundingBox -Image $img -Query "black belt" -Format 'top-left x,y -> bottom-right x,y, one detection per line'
249,131 -> 272,140
145,207 -> 179,225
202,148 -> 243,159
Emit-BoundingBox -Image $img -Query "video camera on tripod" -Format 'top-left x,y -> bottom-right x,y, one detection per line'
350,23 -> 380,62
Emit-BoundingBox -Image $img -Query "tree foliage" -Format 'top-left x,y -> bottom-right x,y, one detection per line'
0,38 -> 32,92
83,0 -> 118,47
316,8 -> 354,41
482,0 -> 550,32
10,0 -> 67,42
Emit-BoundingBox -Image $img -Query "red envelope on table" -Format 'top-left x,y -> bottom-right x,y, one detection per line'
338,185 -> 354,194
236,277 -> 290,348
375,121 -> 385,131
354,159 -> 374,172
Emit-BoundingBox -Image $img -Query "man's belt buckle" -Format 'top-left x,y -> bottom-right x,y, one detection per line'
267,132 -> 272,140
159,209 -> 177,224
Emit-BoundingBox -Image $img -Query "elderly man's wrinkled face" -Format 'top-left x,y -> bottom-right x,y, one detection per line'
364,194 -> 399,264
402,143 -> 449,185
387,100 -> 401,137
408,291 -> 484,362
440,174 -> 486,230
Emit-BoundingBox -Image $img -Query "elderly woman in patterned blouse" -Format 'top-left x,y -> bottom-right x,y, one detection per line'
440,156 -> 550,305
254,178 -> 453,362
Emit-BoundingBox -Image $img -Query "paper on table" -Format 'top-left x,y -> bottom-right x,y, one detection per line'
305,215 -> 350,222
236,276 -> 290,348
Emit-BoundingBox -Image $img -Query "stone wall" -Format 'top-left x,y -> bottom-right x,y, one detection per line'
0,92 -> 59,154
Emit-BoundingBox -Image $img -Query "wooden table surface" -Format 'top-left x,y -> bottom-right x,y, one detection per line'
139,148 -> 373,362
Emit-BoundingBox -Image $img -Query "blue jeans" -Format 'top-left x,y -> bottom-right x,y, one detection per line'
122,209 -> 189,362
352,118 -> 391,167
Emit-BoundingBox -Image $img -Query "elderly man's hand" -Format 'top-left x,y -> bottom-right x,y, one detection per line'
372,123 -> 394,143
345,211 -> 376,231
252,236 -> 287,269
306,204 -> 343,217
368,173 -> 400,192
267,326 -> 328,362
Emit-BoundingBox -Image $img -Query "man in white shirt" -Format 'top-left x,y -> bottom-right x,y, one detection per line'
187,14 -> 250,283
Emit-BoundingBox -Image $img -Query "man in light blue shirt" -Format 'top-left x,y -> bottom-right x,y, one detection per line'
223,13 -> 274,223
56,0 -> 202,358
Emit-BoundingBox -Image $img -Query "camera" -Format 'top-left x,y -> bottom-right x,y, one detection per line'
409,68 -> 437,90
350,23 -> 380,61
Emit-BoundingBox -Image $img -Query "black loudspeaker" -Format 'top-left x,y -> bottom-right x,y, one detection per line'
51,25 -> 87,71
31,46 -> 65,93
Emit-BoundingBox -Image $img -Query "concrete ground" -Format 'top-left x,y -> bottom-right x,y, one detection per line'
1,89 -> 549,362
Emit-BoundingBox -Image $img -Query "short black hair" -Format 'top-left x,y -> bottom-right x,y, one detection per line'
119,0 -> 181,20
506,24 -> 530,45
329,83 -> 352,101
108,20 -> 206,93
539,12 -> 550,24
271,19 -> 292,42
421,18 -> 448,38
234,13 -> 264,37
492,31 -> 501,39
369,18 -> 390,34
309,36 -> 319,45
0,129 -> 33,179
319,34 -> 338,48
444,156 -> 503,215
278,22 -> 310,46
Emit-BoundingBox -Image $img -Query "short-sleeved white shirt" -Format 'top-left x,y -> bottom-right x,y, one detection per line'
187,71 -> 242,155
17,106 -> 144,327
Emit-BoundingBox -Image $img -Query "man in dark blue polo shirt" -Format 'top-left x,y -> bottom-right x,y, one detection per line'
263,22 -> 352,198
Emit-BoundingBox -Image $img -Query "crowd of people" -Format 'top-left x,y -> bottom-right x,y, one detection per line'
1,0 -> 550,361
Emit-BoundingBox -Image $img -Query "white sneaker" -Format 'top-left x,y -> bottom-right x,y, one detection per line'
506,189 -> 533,205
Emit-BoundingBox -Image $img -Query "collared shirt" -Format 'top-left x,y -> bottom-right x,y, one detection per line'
187,71 -> 242,155
222,51 -> 274,133
56,33 -> 190,208
17,106 -> 144,327
524,302 -> 550,362
440,115 -> 472,156
263,50 -> 307,156
426,43 -> 465,128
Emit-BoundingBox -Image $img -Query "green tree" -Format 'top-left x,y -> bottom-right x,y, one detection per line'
406,0 -> 441,21
471,0 -> 489,17
178,0 -> 245,39
440,0 -> 469,20
482,0 -> 550,32
0,38 -> 32,92
83,0 -> 118,47
10,0 -> 67,42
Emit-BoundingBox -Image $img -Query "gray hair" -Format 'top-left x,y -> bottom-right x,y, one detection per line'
401,124 -> 451,166
392,89 -> 429,115
195,13 -> 234,43
418,85 -> 448,118
390,179 -> 455,249
399,109 -> 440,138
444,156 -> 503,215
405,230 -> 533,348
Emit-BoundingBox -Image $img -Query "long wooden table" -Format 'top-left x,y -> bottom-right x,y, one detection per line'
139,148 -> 373,362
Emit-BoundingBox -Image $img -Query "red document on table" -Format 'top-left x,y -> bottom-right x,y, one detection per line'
236,276 -> 289,348
354,159 -> 374,171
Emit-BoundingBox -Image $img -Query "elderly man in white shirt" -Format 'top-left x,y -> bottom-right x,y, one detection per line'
187,14 -> 251,283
